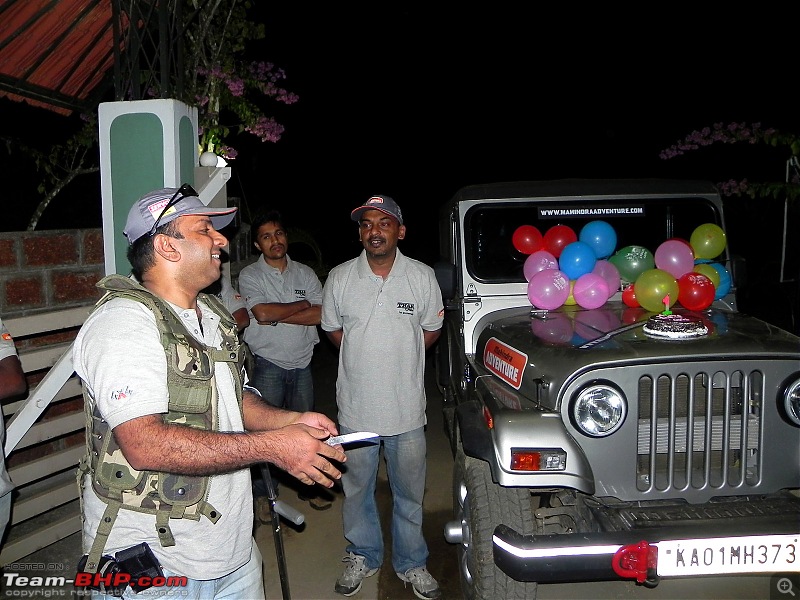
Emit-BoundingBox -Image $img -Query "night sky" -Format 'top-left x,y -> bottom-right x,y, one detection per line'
3,7 -> 798,273
235,7 -> 800,267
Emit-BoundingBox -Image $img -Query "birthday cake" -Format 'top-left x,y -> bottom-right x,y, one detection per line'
643,313 -> 708,339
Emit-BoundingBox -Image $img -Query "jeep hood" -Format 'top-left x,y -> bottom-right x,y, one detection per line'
474,303 -> 800,404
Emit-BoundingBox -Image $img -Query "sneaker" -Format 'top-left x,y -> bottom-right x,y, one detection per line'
298,489 -> 333,511
334,552 -> 378,596
396,566 -> 441,600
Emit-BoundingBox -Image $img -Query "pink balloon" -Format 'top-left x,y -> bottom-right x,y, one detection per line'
527,269 -> 570,310
592,260 -> 621,295
524,250 -> 559,282
572,273 -> 610,309
655,239 -> 695,279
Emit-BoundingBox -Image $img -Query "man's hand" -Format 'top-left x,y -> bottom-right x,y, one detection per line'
262,424 -> 346,487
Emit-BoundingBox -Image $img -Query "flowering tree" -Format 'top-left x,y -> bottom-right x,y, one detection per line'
184,0 -> 299,160
660,122 -> 800,202
5,0 -> 296,229
661,122 -> 800,332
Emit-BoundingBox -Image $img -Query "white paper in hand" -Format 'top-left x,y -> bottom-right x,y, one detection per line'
325,432 -> 379,446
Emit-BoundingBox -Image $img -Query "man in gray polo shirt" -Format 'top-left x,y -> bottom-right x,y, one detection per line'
239,209 -> 323,412
239,209 -> 330,512
322,195 -> 444,599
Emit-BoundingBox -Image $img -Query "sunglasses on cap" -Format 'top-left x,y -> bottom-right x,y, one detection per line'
148,183 -> 199,237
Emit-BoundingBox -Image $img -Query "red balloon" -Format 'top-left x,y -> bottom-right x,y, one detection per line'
622,283 -> 639,308
543,225 -> 577,258
677,272 -> 715,311
512,225 -> 544,254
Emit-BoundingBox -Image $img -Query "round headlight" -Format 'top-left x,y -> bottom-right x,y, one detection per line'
572,383 -> 627,437
784,378 -> 800,426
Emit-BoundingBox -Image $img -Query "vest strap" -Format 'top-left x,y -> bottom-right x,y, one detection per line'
84,502 -> 121,573
155,511 -> 176,547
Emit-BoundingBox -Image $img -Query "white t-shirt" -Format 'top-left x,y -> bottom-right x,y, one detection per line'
72,297 -> 253,580
0,318 -> 19,498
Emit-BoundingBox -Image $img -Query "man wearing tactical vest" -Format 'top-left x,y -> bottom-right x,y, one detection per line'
72,185 -> 347,599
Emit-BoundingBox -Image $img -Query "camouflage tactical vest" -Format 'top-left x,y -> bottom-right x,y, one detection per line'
77,274 -> 245,573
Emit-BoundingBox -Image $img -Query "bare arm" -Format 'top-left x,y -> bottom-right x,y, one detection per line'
112,410 -> 346,487
241,388 -> 338,434
272,304 -> 321,326
424,328 -> 442,350
325,329 -> 343,349
251,299 -> 312,324
232,307 -> 250,332
0,355 -> 27,401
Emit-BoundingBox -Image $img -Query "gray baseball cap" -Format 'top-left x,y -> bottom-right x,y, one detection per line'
350,194 -> 403,225
124,186 -> 237,244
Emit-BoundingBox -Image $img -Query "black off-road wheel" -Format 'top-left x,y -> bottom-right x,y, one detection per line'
453,452 -> 538,600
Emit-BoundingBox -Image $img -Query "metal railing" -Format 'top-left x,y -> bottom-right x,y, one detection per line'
2,306 -> 91,565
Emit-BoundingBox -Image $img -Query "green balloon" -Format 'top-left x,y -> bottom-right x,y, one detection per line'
609,245 -> 655,283
635,268 -> 679,313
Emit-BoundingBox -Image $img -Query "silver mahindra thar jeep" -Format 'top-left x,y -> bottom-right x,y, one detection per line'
434,179 -> 800,599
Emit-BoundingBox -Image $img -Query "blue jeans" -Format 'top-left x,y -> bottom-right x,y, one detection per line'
341,426 -> 429,574
86,540 -> 263,599
251,355 -> 314,413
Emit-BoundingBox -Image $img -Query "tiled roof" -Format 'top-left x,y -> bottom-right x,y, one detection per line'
0,0 -> 123,115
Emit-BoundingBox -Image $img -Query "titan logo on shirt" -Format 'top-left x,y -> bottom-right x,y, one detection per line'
397,302 -> 415,315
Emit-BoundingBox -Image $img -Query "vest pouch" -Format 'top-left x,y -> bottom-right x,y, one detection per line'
93,422 -> 145,492
157,472 -> 207,510
165,336 -> 213,413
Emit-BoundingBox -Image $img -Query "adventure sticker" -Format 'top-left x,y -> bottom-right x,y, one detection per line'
483,337 -> 528,390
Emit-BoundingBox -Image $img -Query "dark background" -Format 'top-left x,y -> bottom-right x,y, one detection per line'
235,7 -> 800,268
2,7 -> 798,328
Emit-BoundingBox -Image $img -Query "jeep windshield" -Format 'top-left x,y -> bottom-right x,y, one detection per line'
465,196 -> 721,283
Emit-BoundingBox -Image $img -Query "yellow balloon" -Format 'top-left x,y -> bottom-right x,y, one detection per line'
634,269 -> 679,313
690,223 -> 727,259
564,280 -> 577,306
693,263 -> 721,288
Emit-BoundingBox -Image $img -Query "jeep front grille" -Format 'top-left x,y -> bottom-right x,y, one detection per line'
636,370 -> 763,492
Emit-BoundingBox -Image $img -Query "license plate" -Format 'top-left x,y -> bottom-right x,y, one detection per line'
656,534 -> 800,576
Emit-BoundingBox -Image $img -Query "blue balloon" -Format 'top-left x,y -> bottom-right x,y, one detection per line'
709,262 -> 731,298
579,220 -> 617,259
559,241 -> 597,280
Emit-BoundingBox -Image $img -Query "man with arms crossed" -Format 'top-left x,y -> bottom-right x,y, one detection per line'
238,209 -> 332,511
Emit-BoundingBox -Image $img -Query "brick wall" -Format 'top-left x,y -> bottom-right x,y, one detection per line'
0,229 -> 105,318
0,227 -> 255,319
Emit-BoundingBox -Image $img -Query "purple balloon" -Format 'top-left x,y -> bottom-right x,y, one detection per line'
527,269 -> 570,310
574,309 -> 622,340
592,260 -> 621,295
531,313 -> 574,344
572,273 -> 610,309
524,250 -> 559,282
655,239 -> 695,279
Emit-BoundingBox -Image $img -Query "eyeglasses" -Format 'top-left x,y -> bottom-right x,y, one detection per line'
148,183 -> 199,237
